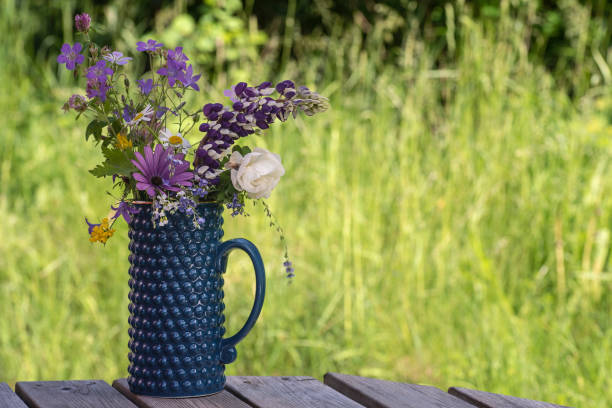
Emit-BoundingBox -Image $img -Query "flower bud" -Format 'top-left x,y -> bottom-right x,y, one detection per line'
74,13 -> 91,33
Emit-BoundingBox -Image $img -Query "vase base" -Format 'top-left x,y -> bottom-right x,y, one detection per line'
129,387 -> 224,398
127,376 -> 226,398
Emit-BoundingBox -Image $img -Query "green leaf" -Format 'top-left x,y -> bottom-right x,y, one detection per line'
231,145 -> 251,155
89,147 -> 136,178
85,119 -> 106,142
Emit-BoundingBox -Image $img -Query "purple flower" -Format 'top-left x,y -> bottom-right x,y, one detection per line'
122,105 -> 135,122
226,193 -> 245,217
103,51 -> 132,65
131,144 -> 193,198
86,60 -> 113,80
156,60 -> 183,87
283,260 -> 295,279
223,85 -> 239,102
86,77 -> 110,102
136,39 -> 164,52
65,94 -> 87,112
111,201 -> 140,224
57,43 -> 85,70
85,218 -> 99,234
74,13 -> 91,32
137,78 -> 157,95
167,46 -> 189,69
179,65 -> 201,91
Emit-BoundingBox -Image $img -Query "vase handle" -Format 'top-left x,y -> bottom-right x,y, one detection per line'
215,238 -> 266,364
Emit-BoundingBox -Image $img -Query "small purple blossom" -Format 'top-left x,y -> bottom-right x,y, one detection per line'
156,60 -> 183,87
137,78 -> 157,95
136,39 -> 164,52
74,13 -> 91,33
103,51 -> 132,65
283,260 -> 295,279
177,193 -> 196,215
226,193 -> 245,217
111,201 -> 140,224
86,60 -> 113,80
86,77 -> 110,102
179,65 -> 201,91
57,43 -> 85,70
167,46 -> 189,69
63,94 -> 87,112
122,105 -> 135,123
85,218 -> 99,234
223,85 -> 239,102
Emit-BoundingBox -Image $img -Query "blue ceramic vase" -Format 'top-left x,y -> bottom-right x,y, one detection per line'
126,203 -> 265,397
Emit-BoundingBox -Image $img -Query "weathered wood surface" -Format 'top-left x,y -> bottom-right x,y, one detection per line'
113,379 -> 251,408
15,380 -> 137,408
225,376 -> 365,408
448,387 -> 573,408
324,372 -> 476,408
1,376 -> 575,407
0,383 -> 28,408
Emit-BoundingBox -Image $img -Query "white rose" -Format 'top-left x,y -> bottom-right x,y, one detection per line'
229,147 -> 285,199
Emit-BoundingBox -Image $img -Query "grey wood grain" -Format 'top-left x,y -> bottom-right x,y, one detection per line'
0,383 -> 28,408
226,376 -> 365,408
15,380 -> 138,408
448,387 -> 573,408
112,378 -> 252,408
324,372 -> 475,408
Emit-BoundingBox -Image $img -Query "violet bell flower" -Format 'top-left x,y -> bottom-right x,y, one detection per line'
136,39 -> 164,52
136,78 -> 157,95
57,43 -> 85,70
111,201 -> 140,224
103,51 -> 132,66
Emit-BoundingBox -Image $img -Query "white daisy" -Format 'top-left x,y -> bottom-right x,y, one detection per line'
127,104 -> 154,127
159,128 -> 191,154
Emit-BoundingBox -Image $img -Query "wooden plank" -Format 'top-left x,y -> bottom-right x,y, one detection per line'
324,372 -> 476,408
448,387 -> 573,408
0,383 -> 28,408
112,378 -> 252,408
15,380 -> 138,408
226,376 -> 365,408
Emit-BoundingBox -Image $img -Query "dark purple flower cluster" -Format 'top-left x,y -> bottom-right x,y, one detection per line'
156,47 -> 201,90
62,94 -> 88,113
74,13 -> 91,33
85,60 -> 113,102
226,193 -> 245,217
177,193 -> 196,216
194,80 -> 329,180
283,260 -> 295,279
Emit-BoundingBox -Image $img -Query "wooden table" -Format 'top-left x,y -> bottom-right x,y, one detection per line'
0,373 -> 572,407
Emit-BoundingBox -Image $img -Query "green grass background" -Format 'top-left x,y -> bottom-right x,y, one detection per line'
1,1 -> 612,407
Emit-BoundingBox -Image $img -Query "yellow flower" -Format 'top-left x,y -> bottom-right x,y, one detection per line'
115,132 -> 133,150
89,217 -> 116,244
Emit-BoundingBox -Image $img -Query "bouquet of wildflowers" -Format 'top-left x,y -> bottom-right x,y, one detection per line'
59,13 -> 329,277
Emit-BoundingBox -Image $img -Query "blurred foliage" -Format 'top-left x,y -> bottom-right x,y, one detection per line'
153,0 -> 267,80
8,0 -> 612,98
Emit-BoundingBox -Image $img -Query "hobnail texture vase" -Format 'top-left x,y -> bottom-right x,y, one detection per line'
126,203 -> 265,397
